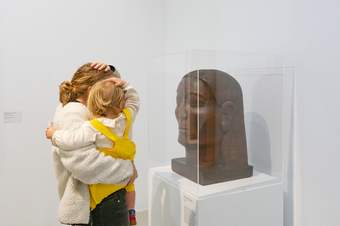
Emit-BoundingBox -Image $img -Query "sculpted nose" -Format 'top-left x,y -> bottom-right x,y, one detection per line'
178,107 -> 188,120
176,102 -> 188,120
179,109 -> 188,119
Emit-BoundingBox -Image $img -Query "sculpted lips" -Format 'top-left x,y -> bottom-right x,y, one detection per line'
179,128 -> 187,134
178,122 -> 187,132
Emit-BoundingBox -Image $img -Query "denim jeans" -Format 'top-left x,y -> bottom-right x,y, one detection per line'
90,189 -> 129,226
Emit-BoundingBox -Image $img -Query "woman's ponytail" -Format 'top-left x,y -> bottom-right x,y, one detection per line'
59,81 -> 75,106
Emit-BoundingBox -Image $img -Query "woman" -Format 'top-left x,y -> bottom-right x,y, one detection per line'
47,62 -> 137,226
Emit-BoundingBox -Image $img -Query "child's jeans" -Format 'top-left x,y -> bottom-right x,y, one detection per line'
90,188 -> 129,226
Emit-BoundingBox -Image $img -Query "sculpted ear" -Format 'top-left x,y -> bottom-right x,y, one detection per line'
221,101 -> 235,132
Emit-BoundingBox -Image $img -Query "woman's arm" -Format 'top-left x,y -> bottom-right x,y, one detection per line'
122,82 -> 140,121
56,145 -> 133,185
51,122 -> 97,150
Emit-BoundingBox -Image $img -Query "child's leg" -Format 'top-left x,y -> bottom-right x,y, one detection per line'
126,190 -> 136,210
126,191 -> 137,225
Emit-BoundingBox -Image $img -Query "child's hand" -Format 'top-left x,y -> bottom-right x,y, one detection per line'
45,126 -> 57,140
104,77 -> 127,87
90,62 -> 110,71
127,162 -> 138,185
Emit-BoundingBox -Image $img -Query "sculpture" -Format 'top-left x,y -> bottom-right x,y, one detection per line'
172,69 -> 253,185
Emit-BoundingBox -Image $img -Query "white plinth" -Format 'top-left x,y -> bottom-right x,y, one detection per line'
149,166 -> 283,226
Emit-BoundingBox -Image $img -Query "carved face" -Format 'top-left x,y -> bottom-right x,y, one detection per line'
175,76 -> 221,148
172,70 -> 251,182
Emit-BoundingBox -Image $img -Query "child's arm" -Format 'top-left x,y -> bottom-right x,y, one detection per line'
122,82 -> 140,121
50,122 -> 97,150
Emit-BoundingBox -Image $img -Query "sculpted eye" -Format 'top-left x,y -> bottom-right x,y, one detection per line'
198,100 -> 206,107
189,95 -> 197,107
190,100 -> 197,108
189,95 -> 207,108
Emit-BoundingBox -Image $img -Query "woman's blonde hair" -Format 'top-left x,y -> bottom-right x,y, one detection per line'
59,63 -> 121,106
87,80 -> 125,117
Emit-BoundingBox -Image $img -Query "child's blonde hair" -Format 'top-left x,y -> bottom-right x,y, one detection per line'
87,80 -> 125,117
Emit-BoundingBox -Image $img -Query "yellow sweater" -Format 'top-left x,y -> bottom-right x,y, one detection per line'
89,108 -> 136,210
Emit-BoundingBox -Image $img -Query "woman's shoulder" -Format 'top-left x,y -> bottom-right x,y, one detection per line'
53,102 -> 90,127
61,102 -> 87,112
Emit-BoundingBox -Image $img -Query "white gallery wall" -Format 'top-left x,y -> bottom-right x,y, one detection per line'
163,1 -> 340,226
1,0 -> 340,226
0,0 -> 164,225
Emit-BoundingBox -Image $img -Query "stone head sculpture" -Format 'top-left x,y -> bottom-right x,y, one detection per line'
172,69 -> 253,185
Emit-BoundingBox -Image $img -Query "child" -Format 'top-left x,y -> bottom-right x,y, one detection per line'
48,79 -> 139,225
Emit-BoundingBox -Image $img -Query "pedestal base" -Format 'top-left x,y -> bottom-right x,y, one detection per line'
149,166 -> 283,226
172,157 -> 253,185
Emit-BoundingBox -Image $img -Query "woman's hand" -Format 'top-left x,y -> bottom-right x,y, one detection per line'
104,77 -> 127,87
45,126 -> 57,139
90,62 -> 110,71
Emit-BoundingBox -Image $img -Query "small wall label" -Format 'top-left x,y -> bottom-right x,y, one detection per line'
3,112 -> 22,124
